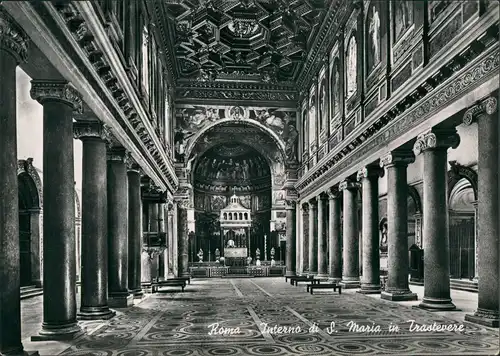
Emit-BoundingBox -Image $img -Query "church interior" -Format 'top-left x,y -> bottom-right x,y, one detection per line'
0,0 -> 499,355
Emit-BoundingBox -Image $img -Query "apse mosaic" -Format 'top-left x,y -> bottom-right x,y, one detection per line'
57,279 -> 499,356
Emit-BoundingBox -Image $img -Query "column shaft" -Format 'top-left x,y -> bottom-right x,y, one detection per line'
317,196 -> 328,277
0,40 -> 24,353
381,152 -> 417,301
328,192 -> 342,281
308,202 -> 318,274
177,202 -> 189,276
127,168 -> 143,297
358,168 -> 381,293
77,130 -> 114,320
340,181 -> 360,288
285,201 -> 296,276
107,150 -> 132,307
301,205 -> 309,273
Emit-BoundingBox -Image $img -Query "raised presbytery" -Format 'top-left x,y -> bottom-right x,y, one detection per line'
0,1 -> 498,355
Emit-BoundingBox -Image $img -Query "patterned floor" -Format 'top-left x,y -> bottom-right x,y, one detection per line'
40,278 -> 498,355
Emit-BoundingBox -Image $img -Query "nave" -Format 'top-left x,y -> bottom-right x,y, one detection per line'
20,278 -> 498,356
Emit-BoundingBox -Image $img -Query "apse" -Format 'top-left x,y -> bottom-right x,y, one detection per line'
192,143 -> 272,263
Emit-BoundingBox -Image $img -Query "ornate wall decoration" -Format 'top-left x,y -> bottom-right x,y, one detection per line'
393,1 -> 414,42
345,33 -> 357,99
366,1 -> 381,75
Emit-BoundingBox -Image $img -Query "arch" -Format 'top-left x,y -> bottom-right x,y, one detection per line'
17,159 -> 42,209
407,185 -> 422,214
18,172 -> 40,211
448,161 -> 478,201
185,118 -> 287,163
449,178 -> 475,212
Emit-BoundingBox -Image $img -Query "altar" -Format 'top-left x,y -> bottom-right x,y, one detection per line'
219,194 -> 251,261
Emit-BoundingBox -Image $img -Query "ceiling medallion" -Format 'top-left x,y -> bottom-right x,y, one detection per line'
228,20 -> 260,38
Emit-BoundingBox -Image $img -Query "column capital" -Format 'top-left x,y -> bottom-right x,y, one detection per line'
125,154 -> 142,173
463,97 -> 497,125
0,8 -> 28,63
380,150 -> 415,168
285,200 -> 297,209
107,146 -> 127,162
413,128 -> 460,156
327,187 -> 341,199
339,178 -> 360,191
316,193 -> 328,201
30,80 -> 83,112
301,202 -> 309,212
357,165 -> 384,181
175,198 -> 190,210
308,199 -> 317,209
73,120 -> 107,141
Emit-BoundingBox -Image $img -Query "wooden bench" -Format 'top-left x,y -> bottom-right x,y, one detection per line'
167,277 -> 191,285
289,276 -> 314,286
152,280 -> 186,293
294,278 -> 321,286
307,283 -> 342,295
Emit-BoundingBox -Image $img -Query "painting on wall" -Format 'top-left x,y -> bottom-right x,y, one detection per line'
394,1 -> 413,41
319,77 -> 327,132
308,95 -> 316,145
366,1 -> 381,74
331,59 -> 340,118
346,33 -> 357,99
302,109 -> 308,151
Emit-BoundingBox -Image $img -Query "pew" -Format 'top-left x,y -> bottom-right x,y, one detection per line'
152,280 -> 186,293
307,283 -> 342,295
289,275 -> 314,286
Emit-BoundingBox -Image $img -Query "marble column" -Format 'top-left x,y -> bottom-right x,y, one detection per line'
380,151 -> 417,301
308,199 -> 318,275
301,203 -> 309,273
177,199 -> 190,277
317,194 -> 328,278
127,160 -> 143,297
107,147 -> 133,307
464,97 -> 499,327
339,178 -> 360,288
0,10 -> 30,353
357,166 -> 382,294
74,120 -> 115,320
285,200 -> 297,276
414,128 -> 459,310
30,209 -> 42,287
327,188 -> 342,282
30,80 -> 82,339
167,202 -> 175,277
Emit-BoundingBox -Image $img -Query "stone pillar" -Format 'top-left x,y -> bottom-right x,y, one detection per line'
308,199 -> 318,274
414,128 -> 460,310
177,199 -> 190,277
380,151 -> 417,301
285,200 -> 297,276
463,97 -> 499,327
149,203 -> 159,232
339,178 -> 360,288
327,188 -> 342,282
74,120 -> 115,320
167,202 -> 175,277
30,209 -> 42,287
301,203 -> 309,273
30,80 -> 82,339
127,160 -> 143,298
472,201 -> 478,279
0,9 -> 30,353
107,147 -> 133,307
357,166 -> 382,294
317,194 -> 328,278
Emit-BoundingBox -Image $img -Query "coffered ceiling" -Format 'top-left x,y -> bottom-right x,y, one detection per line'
154,0 -> 332,94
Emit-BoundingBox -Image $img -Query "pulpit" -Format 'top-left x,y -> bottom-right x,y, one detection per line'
220,194 -> 251,265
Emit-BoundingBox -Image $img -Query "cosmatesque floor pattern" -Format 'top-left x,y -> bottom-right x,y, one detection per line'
22,278 -> 499,355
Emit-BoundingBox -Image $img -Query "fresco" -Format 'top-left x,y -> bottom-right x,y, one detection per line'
194,154 -> 270,181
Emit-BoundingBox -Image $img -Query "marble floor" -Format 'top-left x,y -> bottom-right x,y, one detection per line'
20,278 -> 499,355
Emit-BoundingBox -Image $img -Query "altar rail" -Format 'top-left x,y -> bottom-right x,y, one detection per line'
188,265 -> 286,278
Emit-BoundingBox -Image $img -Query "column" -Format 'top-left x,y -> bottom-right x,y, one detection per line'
380,151 -> 417,301
308,199 -> 318,274
357,166 -> 382,294
30,209 -> 42,287
30,80 -> 82,339
317,194 -> 328,278
301,203 -> 309,273
327,188 -> 342,282
339,178 -> 360,288
464,97 -> 499,327
167,202 -> 175,277
149,203 -> 159,232
177,199 -> 189,276
414,128 -> 460,310
74,120 -> 115,320
285,200 -> 297,276
0,9 -> 30,353
107,147 -> 133,307
127,159 -> 143,297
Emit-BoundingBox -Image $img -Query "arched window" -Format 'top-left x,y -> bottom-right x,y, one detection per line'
239,212 -> 243,220
223,212 -> 227,220
229,213 -> 232,220
244,213 -> 248,220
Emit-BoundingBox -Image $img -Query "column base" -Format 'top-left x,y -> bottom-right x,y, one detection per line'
32,279 -> 42,288
31,322 -> 82,341
358,283 -> 381,294
328,277 -> 342,283
77,306 -> 116,320
316,273 -> 329,279
418,297 -> 456,311
285,271 -> 296,277
381,290 -> 418,301
108,293 -> 133,308
339,279 -> 360,289
129,288 -> 144,298
465,308 -> 499,327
